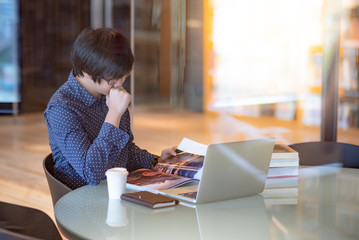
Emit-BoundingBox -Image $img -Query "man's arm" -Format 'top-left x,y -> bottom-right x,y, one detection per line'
45,105 -> 130,185
117,111 -> 156,171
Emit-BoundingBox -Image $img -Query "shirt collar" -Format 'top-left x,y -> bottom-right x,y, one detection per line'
68,71 -> 100,106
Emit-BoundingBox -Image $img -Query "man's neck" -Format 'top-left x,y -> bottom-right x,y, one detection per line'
75,75 -> 101,99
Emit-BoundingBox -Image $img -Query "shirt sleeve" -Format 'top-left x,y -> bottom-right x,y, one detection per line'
118,110 -> 155,171
126,141 -> 156,171
45,105 -> 130,185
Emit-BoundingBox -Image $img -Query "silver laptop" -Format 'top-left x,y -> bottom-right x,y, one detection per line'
159,138 -> 275,204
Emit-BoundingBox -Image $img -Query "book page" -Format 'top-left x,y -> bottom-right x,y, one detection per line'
127,169 -> 198,190
154,152 -> 204,179
177,138 -> 208,155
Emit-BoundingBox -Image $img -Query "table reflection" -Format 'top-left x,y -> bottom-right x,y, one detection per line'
106,199 -> 128,227
266,167 -> 359,240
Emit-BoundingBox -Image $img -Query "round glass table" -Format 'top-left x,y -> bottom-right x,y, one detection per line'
55,166 -> 359,240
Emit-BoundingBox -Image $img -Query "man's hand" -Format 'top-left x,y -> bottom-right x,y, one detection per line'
107,87 -> 131,114
159,146 -> 177,162
105,87 -> 131,127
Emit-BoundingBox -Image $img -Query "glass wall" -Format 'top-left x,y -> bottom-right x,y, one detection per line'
126,0 -> 358,146
113,0 -> 203,111
0,0 -> 20,113
338,0 -> 359,141
206,0 -> 323,123
18,0 -> 90,112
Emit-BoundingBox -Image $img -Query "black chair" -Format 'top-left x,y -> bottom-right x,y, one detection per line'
288,141 -> 359,168
43,154 -> 83,240
0,201 -> 62,240
42,154 -> 72,207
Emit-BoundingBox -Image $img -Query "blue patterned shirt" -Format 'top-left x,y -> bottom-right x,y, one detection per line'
44,72 -> 155,189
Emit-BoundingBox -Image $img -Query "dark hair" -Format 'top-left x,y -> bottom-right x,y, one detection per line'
71,27 -> 134,83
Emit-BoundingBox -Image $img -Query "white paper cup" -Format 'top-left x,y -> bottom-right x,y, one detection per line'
106,199 -> 128,227
106,167 -> 128,199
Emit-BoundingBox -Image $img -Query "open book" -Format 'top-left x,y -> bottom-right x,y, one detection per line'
126,138 -> 206,192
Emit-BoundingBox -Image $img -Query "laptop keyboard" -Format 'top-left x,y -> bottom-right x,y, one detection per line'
179,191 -> 197,199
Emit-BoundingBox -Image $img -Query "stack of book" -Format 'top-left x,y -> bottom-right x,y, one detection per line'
262,144 -> 300,205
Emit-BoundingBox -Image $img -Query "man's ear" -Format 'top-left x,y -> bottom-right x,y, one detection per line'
82,72 -> 91,79
82,72 -> 98,83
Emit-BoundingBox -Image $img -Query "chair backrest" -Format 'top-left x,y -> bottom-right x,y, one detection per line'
43,154 -> 72,207
42,154 -> 85,240
0,201 -> 62,240
288,141 -> 359,168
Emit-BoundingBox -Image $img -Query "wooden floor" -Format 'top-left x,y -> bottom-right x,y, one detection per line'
0,106 -> 358,236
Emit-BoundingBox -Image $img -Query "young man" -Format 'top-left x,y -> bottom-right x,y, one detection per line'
44,28 -> 175,189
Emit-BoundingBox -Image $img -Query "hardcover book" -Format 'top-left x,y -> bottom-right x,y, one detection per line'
267,166 -> 300,178
272,144 -> 299,159
265,176 -> 299,188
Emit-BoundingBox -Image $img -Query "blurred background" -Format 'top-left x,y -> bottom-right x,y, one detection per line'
0,0 -> 358,145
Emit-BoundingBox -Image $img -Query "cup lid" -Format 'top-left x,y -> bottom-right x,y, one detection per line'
106,167 -> 128,176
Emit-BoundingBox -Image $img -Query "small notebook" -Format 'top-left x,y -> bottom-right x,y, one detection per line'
121,191 -> 179,209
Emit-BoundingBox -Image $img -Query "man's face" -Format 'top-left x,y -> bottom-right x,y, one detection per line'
106,74 -> 130,89
96,74 -> 130,95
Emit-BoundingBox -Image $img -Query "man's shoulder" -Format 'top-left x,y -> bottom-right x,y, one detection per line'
48,83 -> 74,106
45,82 -> 84,117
